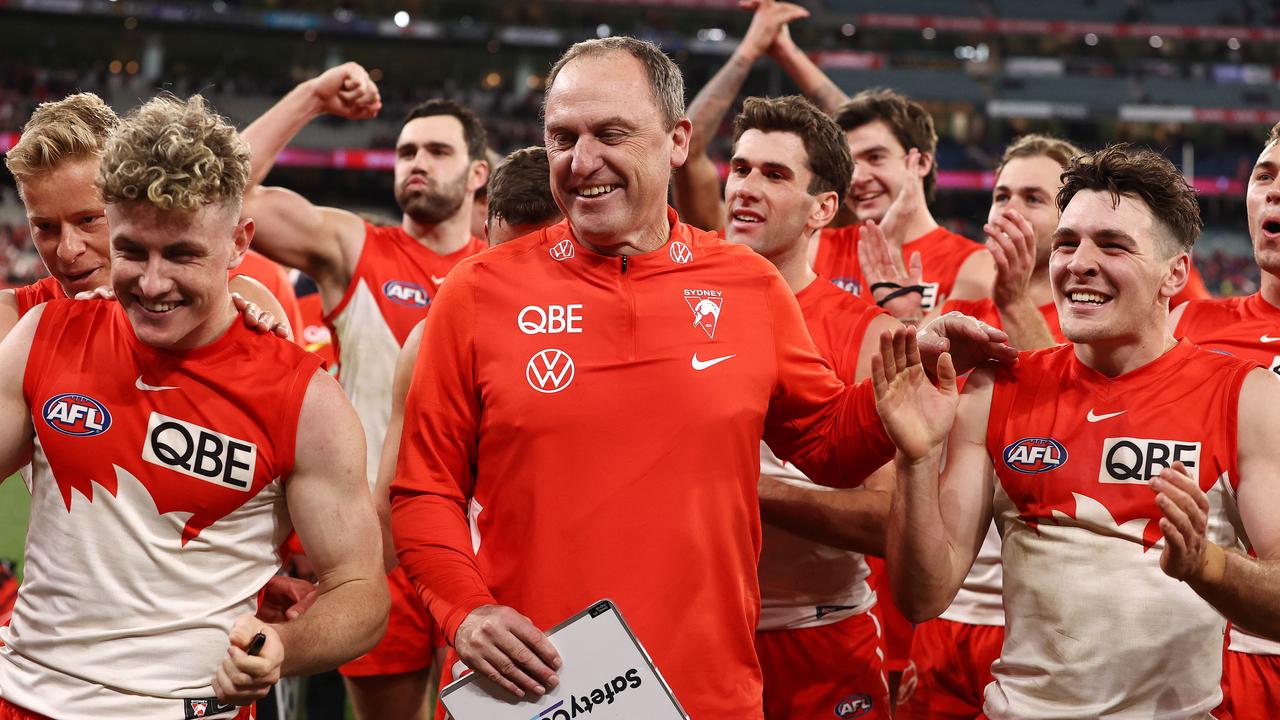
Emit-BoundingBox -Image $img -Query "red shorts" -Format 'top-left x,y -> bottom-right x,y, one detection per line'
0,697 -> 253,719
340,566 -> 440,677
866,557 -> 914,672
896,617 -> 1003,719
1218,649 -> 1280,719
755,610 -> 890,720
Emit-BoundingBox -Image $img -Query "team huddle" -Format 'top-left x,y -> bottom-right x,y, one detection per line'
1,2 -> 1280,720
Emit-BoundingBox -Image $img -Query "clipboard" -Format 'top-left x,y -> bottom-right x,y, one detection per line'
439,599 -> 689,719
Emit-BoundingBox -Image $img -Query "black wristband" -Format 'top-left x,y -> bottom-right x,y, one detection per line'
869,281 -> 903,292
876,284 -> 926,307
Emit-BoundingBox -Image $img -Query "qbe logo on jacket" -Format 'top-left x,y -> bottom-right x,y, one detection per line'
42,393 -> 112,437
142,412 -> 258,491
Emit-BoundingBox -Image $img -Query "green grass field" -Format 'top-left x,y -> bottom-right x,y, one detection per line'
0,474 -> 30,581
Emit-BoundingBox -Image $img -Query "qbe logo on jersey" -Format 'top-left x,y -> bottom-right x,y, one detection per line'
1004,437 -> 1067,474
1099,437 -> 1200,485
526,349 -> 575,393
684,289 -> 724,340
382,279 -> 430,308
42,393 -> 112,437
518,304 -> 583,335
142,412 -> 258,491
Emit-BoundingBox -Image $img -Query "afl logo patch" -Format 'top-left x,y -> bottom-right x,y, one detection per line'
382,280 -> 429,308
42,393 -> 112,437
1004,437 -> 1067,474
835,693 -> 873,718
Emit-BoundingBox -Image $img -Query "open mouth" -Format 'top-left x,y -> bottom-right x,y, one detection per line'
138,298 -> 184,315
1068,290 -> 1111,307
576,184 -> 619,198
731,209 -> 764,224
854,191 -> 884,204
1263,219 -> 1280,235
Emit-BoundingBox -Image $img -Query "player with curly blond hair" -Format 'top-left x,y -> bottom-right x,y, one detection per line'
0,93 -> 389,720
0,92 -> 305,346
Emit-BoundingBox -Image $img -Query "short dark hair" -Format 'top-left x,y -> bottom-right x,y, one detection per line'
546,37 -> 685,130
403,99 -> 487,161
996,134 -> 1083,176
732,95 -> 854,208
488,146 -> 560,226
1057,144 -> 1202,254
833,88 -> 938,200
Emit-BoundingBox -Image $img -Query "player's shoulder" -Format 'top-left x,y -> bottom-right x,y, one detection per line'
1182,337 -> 1261,373
1001,342 -> 1074,381
1179,294 -> 1249,327
361,221 -> 409,245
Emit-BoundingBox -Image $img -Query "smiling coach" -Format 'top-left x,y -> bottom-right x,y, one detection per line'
389,37 -> 901,719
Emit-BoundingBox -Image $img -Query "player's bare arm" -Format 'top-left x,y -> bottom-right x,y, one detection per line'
759,312 -> 900,553
986,207 -> 1056,349
239,65 -> 378,301
877,327 -> 995,621
759,462 -> 895,555
672,0 -> 808,231
0,290 -> 19,343
214,367 -> 389,704
951,247 -> 997,303
374,320 -> 425,571
0,305 -> 40,480
756,2 -> 850,114
1158,368 -> 1280,640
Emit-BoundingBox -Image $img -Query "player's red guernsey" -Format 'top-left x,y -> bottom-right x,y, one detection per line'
0,300 -> 320,719
234,249 -> 304,340
325,222 -> 486,485
391,209 -> 894,720
1176,290 -> 1280,659
984,341 -> 1254,718
815,224 -> 987,310
758,278 -> 886,630
297,292 -> 338,373
943,297 -> 1065,345
12,276 -> 64,317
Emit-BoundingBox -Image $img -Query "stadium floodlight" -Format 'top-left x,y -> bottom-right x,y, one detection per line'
596,23 -> 611,38
394,11 -> 410,29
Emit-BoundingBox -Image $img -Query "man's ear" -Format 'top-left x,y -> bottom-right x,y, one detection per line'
229,217 -> 254,271
467,159 -> 490,194
1160,250 -> 1191,300
808,191 -> 841,234
670,117 -> 693,169
915,150 -> 935,178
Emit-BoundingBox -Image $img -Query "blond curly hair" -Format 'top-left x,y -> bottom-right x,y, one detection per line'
99,94 -> 249,213
5,93 -> 118,189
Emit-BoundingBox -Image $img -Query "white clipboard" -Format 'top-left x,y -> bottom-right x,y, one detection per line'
439,599 -> 689,720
